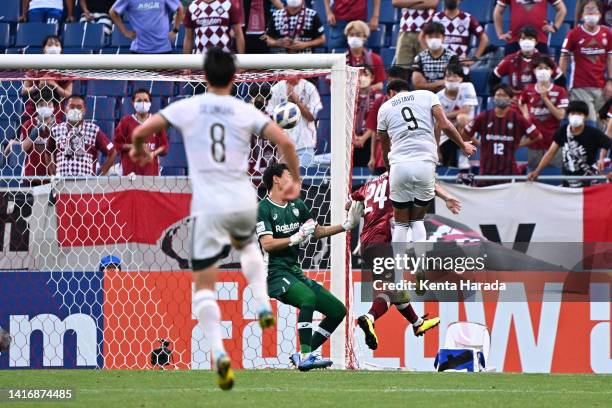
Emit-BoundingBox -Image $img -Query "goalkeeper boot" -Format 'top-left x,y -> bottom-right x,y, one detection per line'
413,314 -> 440,337
298,354 -> 333,371
258,306 -> 276,329
357,315 -> 378,350
289,353 -> 301,368
216,353 -> 234,391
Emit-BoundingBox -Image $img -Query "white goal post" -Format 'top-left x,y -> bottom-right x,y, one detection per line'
0,54 -> 358,369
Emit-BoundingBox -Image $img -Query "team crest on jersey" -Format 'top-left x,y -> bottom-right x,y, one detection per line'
293,208 -> 300,217
272,213 -> 278,220
507,122 -> 514,130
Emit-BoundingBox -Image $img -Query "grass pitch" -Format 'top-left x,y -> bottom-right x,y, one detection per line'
1,369 -> 610,408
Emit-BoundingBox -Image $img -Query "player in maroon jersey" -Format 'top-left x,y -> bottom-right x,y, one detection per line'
350,172 -> 461,350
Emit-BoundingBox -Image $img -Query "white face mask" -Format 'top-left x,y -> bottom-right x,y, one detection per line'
445,81 -> 460,91
519,39 -> 536,53
347,36 -> 365,49
66,108 -> 83,123
45,46 -> 62,55
535,68 -> 552,83
568,114 -> 585,127
426,38 -> 443,51
134,101 -> 151,114
286,0 -> 302,7
584,14 -> 601,26
36,106 -> 53,119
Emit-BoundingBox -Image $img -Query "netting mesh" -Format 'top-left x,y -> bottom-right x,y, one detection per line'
0,66 -> 359,369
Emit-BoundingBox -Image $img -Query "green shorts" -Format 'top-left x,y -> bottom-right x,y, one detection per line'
267,265 -> 318,298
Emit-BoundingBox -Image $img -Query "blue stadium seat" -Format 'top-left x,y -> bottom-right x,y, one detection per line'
99,47 -> 132,54
96,120 -> 115,140
515,146 -> 528,162
461,1 -> 493,24
5,48 -> 25,54
0,0 -> 21,22
319,95 -> 330,119
470,67 -> 490,96
0,120 -> 18,144
160,143 -> 187,168
316,118 -> 330,154
110,25 -> 132,48
131,81 -> 175,96
120,96 -> 163,117
161,166 -> 187,176
368,24 -> 387,49
5,143 -> 25,174
549,23 -> 570,48
376,1 -> 397,25
0,95 -> 23,123
331,47 -> 347,54
88,80 -> 128,97
63,23 -> 106,49
167,127 -> 183,144
381,47 -> 396,67
317,78 -> 330,96
85,96 -> 116,121
390,25 -> 400,47
63,47 -> 93,54
548,0 -> 577,24
172,25 -> 185,49
484,23 -> 507,48
0,23 -> 12,48
15,23 -> 57,48
312,0 -> 327,25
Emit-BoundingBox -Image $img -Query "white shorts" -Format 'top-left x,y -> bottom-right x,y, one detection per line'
191,207 -> 257,270
389,160 -> 436,206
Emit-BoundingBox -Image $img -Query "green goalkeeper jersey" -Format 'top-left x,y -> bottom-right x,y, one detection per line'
256,197 -> 313,278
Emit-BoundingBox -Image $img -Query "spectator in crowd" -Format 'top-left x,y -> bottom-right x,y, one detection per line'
493,0 -> 567,55
79,0 -> 115,35
110,0 -> 184,54
266,0 -> 325,53
519,56 -> 568,170
528,100 -> 611,187
22,35 -> 73,122
422,0 -> 488,71
242,0 -> 284,53
491,26 -> 565,97
323,0 -> 380,49
20,89 -> 58,183
437,63 -> 478,168
183,0 -> 244,54
266,77 -> 322,168
393,0 -> 439,70
576,0 -> 612,26
464,84 -> 542,182
345,20 -> 386,92
353,65 -> 385,168
411,22 -> 458,92
114,89 -> 168,176
560,0 -> 612,123
46,95 -> 117,177
365,65 -> 408,174
20,0 -> 75,24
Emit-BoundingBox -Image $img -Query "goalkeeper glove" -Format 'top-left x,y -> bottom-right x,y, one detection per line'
342,200 -> 364,231
289,218 -> 316,246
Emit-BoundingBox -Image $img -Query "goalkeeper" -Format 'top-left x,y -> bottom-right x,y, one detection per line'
257,163 -> 362,371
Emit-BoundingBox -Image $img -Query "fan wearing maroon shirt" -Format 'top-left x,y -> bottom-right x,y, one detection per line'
350,172 -> 460,350
114,89 -> 168,176
560,0 -> 612,123
464,84 -> 542,183
493,0 -> 567,56
323,0 -> 380,49
518,56 -> 568,169
490,26 -> 565,97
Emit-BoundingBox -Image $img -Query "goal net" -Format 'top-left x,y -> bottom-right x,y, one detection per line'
0,55 -> 360,370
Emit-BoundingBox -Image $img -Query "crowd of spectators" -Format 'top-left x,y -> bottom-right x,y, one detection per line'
2,0 -> 612,186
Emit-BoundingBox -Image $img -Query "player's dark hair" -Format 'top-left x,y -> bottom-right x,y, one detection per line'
423,22 -> 445,36
445,62 -> 463,77
386,79 -> 410,95
262,163 -> 289,191
532,55 -> 555,70
493,84 -> 513,97
42,34 -> 62,48
578,0 -> 602,17
567,100 -> 590,116
355,63 -> 374,76
67,94 -> 86,105
133,88 -> 152,100
204,47 -> 237,88
519,25 -> 538,40
386,65 -> 407,81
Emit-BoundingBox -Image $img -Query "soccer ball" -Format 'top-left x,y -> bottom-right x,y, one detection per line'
273,102 -> 301,129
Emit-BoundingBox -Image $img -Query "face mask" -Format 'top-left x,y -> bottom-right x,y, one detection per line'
66,108 -> 83,123
286,0 -> 302,7
134,101 -> 151,114
36,106 -> 53,119
347,36 -> 364,49
494,98 -> 511,109
584,14 -> 600,26
568,114 -> 584,127
445,81 -> 460,91
426,38 -> 443,51
535,68 -> 552,83
445,0 -> 458,10
519,39 -> 536,53
359,76 -> 372,89
45,46 -> 62,55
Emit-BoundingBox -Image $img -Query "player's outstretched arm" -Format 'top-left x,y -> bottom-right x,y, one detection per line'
378,130 -> 391,170
432,105 -> 476,157
435,183 -> 461,215
262,122 -> 301,183
313,200 -> 364,238
130,114 -> 169,165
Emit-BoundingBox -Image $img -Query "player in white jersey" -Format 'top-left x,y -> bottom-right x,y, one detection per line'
129,48 -> 301,391
376,79 -> 476,278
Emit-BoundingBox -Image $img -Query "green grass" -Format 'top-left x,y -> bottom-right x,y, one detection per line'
0,370 -> 611,408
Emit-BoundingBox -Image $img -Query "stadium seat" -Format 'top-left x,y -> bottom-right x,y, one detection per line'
0,95 -> 23,123
15,23 -> 58,48
461,1 -> 493,24
515,146 -> 528,162
0,0 -> 21,22
5,143 -> 24,174
548,0 -> 577,24
63,23 -> 106,49
160,143 -> 187,168
331,47 -> 347,54
390,25 -> 400,47
172,25 -> 185,49
312,0 -> 327,25
131,81 -> 175,97
167,127 -> 183,144
88,80 -> 129,97
549,23 -> 570,49
316,119 -> 330,154
120,96 -> 163,117
96,120 -> 115,141
317,78 -> 330,96
85,96 -> 116,121
376,1 -> 398,25
368,24 -> 387,49
0,23 -> 12,49
470,67 -> 490,96
319,95 -> 330,119
63,47 -> 93,54
484,23 -> 507,48
381,47 -> 396,67
110,25 -> 133,48
161,166 -> 187,176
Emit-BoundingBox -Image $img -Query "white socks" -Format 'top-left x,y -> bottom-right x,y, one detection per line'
238,242 -> 271,311
410,220 -> 427,260
193,289 -> 226,358
392,222 -> 411,244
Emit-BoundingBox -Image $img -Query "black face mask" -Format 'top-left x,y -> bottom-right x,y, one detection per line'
446,0 -> 458,10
